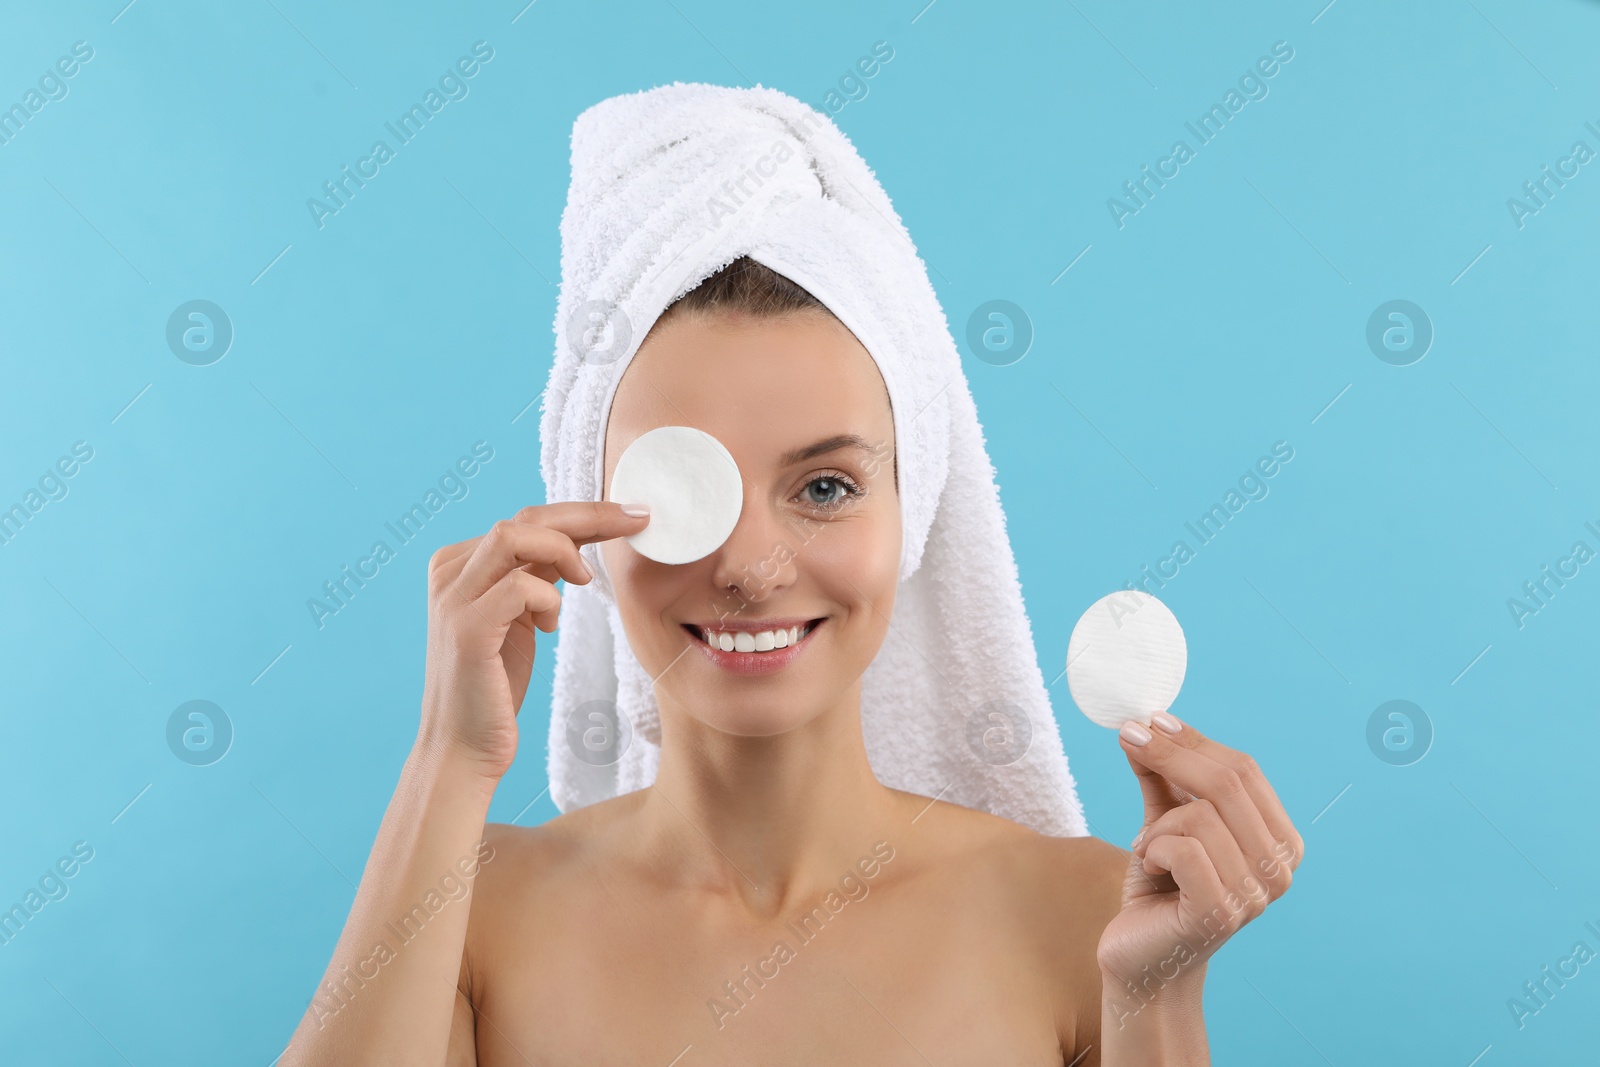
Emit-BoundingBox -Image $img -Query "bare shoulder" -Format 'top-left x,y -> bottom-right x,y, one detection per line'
971,809 -> 1127,945
1029,830 -> 1131,915
467,791 -> 645,937
890,788 -> 1127,907
1022,831 -> 1129,1062
892,792 -> 1128,1057
449,795 -> 643,1063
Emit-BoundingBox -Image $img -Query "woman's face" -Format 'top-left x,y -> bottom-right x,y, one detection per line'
600,308 -> 900,738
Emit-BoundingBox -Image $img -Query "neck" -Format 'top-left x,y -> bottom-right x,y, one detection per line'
640,680 -> 902,919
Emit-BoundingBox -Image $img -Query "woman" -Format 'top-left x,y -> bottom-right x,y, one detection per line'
284,87 -> 1302,1066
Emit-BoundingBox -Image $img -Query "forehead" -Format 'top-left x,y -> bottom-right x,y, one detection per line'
602,311 -> 894,489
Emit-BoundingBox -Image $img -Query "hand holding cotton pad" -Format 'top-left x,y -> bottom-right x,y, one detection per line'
607,425 -> 744,565
1065,591 -> 1187,729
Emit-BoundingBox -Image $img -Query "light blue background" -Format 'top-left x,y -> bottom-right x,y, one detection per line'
3,0 -> 1597,1062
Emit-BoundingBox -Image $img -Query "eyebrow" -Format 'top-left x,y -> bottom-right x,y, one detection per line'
779,433 -> 878,467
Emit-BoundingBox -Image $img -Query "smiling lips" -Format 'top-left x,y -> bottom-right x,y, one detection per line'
681,617 -> 825,674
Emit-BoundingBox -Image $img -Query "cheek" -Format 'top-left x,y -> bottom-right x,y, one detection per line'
600,543 -> 678,647
804,510 -> 899,609
599,542 -> 651,611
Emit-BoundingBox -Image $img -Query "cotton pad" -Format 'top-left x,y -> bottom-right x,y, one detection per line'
607,425 -> 744,565
1065,591 -> 1187,729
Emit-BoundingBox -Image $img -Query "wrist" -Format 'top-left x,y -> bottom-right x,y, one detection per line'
407,733 -> 506,799
1100,964 -> 1207,1045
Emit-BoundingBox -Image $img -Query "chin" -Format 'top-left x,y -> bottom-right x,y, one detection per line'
690,694 -> 822,739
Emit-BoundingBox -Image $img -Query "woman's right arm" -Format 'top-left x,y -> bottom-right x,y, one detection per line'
280,502 -> 649,1066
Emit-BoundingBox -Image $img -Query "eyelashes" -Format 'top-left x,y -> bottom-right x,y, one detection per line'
797,469 -> 866,512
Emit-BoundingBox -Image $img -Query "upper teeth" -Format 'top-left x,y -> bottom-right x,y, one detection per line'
700,623 -> 812,652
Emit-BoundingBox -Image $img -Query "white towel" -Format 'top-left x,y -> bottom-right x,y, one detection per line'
537,82 -> 1088,838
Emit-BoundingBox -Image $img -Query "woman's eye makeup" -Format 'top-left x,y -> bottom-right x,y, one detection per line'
797,470 -> 865,511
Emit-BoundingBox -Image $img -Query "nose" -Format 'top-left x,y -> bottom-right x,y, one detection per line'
708,490 -> 799,605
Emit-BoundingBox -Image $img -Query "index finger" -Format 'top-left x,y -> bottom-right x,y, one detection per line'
1122,715 -> 1300,873
1122,737 -> 1192,832
513,500 -> 650,547
1145,714 -> 1301,870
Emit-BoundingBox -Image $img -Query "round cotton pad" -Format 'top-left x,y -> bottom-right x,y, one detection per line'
1065,591 -> 1187,729
607,426 -> 744,565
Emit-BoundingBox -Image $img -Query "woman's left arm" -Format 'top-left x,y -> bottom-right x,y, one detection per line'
1091,711 -> 1306,1066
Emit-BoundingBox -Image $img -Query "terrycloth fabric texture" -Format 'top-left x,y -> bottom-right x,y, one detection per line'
538,81 -> 1088,838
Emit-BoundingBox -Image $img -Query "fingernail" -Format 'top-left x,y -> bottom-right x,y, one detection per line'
1151,712 -> 1182,735
621,503 -> 650,518
1119,720 -> 1152,746
579,555 -> 593,581
1132,828 -> 1146,849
